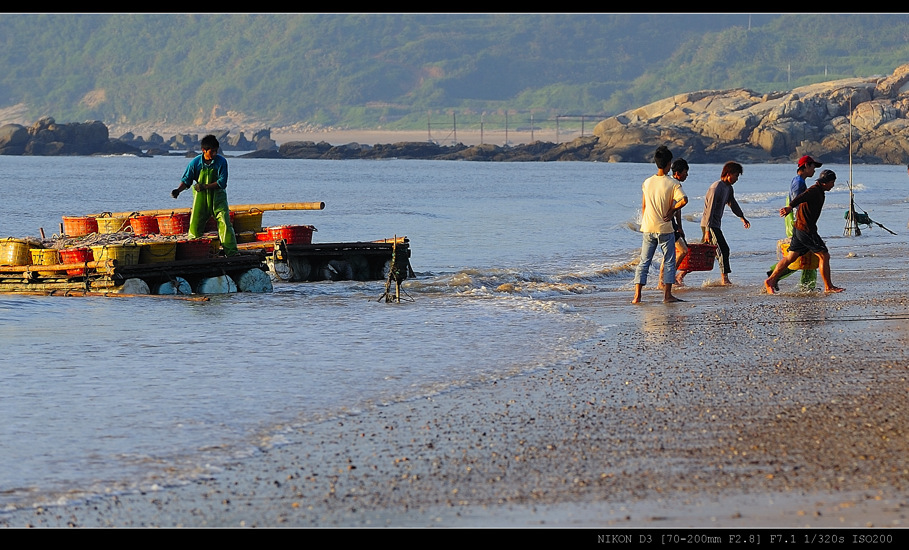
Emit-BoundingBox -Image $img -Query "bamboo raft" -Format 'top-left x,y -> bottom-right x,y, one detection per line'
1,201 -> 413,296
0,248 -> 269,295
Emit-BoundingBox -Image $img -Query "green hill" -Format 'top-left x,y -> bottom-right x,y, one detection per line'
2,13 -> 909,131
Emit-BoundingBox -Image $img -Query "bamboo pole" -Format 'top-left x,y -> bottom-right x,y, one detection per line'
236,236 -> 408,250
372,236 -> 408,244
3,289 -> 209,301
237,241 -> 276,250
0,260 -> 114,273
0,280 -> 116,292
230,202 -> 325,212
88,202 -> 325,218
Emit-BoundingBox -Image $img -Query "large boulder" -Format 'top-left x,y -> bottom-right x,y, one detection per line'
13,117 -> 112,155
851,99 -> 901,132
0,123 -> 29,155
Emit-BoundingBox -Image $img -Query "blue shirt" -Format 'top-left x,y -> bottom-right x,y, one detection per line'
181,154 -> 228,190
789,175 -> 807,204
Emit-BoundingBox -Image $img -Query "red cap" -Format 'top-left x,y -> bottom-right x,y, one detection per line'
798,155 -> 822,168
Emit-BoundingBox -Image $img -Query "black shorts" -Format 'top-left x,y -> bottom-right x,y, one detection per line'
789,227 -> 828,255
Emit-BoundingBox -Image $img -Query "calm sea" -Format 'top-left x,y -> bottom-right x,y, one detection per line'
1,154 -> 906,511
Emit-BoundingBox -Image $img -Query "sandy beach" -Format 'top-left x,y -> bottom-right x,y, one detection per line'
3,241 -> 909,530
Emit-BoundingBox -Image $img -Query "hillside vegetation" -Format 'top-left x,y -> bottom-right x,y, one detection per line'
3,13 -> 909,132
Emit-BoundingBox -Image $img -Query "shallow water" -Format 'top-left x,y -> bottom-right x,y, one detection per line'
1,154 -> 906,510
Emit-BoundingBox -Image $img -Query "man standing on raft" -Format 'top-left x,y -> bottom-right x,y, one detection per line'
765,169 -> 844,294
171,134 -> 239,256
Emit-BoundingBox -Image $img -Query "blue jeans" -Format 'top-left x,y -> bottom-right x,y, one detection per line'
634,232 -> 676,286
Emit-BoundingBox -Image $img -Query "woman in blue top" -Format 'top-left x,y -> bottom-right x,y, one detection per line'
171,134 -> 238,256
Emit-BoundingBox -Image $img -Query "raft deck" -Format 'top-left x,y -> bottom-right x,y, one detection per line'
244,238 -> 414,282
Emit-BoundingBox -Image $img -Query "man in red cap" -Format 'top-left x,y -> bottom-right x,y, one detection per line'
769,155 -> 823,289
792,155 -> 822,201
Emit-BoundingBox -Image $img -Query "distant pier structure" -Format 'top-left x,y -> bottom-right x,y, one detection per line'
425,111 -> 607,146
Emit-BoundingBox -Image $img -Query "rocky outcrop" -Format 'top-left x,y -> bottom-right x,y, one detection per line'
591,63 -> 909,164
0,119 -> 279,156
263,138 -> 602,161
116,128 -> 277,153
0,117 -> 142,156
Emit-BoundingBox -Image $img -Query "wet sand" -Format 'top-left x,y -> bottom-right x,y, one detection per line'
3,248 -> 909,529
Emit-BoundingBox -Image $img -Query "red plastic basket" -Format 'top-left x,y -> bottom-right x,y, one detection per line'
156,213 -> 191,235
62,216 -> 98,237
59,247 -> 94,276
175,238 -> 212,260
266,225 -> 314,245
678,243 -> 717,272
130,215 -> 159,235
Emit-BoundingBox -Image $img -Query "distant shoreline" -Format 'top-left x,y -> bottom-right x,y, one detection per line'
99,124 -> 587,148
270,128 -> 584,147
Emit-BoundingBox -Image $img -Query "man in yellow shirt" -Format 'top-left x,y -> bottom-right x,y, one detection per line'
631,146 -> 688,304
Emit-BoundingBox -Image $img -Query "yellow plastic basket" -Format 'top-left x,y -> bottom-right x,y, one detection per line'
232,210 -> 264,233
1,238 -> 33,266
95,216 -> 131,234
30,248 -> 62,277
91,243 -> 140,272
137,241 -> 177,264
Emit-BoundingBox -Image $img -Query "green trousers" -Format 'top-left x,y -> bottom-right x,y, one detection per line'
188,187 -> 238,256
771,263 -> 818,287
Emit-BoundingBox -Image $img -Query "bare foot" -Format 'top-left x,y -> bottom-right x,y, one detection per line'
675,271 -> 687,286
664,296 -> 685,303
764,279 -> 778,294
825,286 -> 845,293
719,277 -> 733,286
